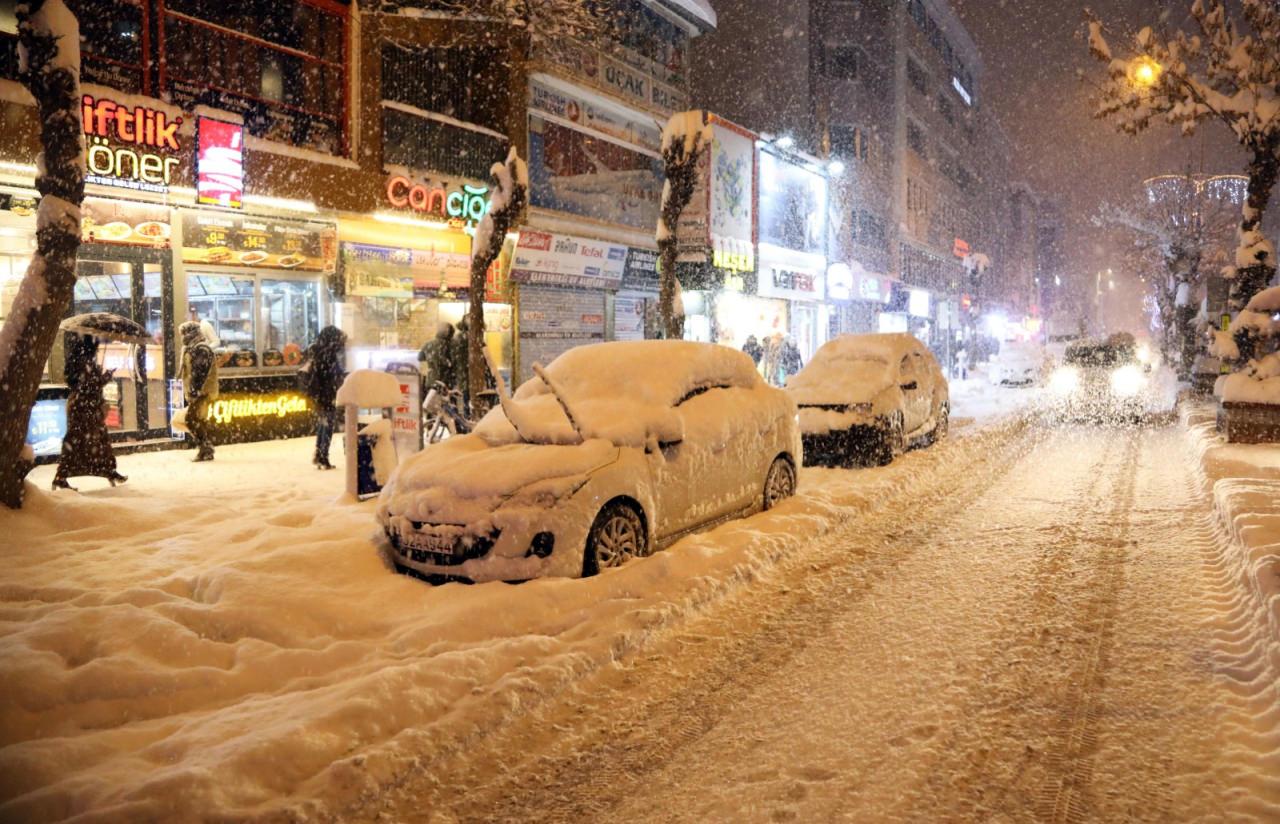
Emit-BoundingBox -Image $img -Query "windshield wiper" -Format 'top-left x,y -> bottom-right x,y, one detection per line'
532,362 -> 586,444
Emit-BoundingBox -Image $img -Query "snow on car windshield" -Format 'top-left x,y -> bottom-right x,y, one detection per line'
1065,342 -> 1136,367
476,341 -> 761,448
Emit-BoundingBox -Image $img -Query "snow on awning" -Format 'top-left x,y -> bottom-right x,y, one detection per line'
655,0 -> 717,30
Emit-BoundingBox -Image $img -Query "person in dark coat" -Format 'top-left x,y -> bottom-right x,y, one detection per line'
306,325 -> 347,469
53,333 -> 127,489
742,335 -> 764,365
180,321 -> 218,462
417,322 -> 456,392
781,335 -> 804,379
452,317 -> 471,410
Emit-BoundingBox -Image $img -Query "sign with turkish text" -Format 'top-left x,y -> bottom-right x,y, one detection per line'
181,212 -> 337,272
511,230 -> 627,289
81,197 -> 172,246
82,95 -> 182,194
340,241 -> 471,298
709,118 -> 756,273
953,237 -> 970,258
384,175 -> 491,225
529,78 -> 662,150
25,398 -> 67,457
622,247 -> 659,291
197,117 -> 245,209
756,244 -> 826,302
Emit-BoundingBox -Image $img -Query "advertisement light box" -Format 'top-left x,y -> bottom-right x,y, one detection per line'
197,117 -> 245,209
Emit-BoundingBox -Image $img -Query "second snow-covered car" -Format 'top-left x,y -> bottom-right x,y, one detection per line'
787,333 -> 949,466
377,341 -> 801,583
988,340 -> 1044,386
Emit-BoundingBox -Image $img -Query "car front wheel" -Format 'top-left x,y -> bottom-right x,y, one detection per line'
583,502 -> 646,577
872,413 -> 905,466
763,456 -> 797,510
932,402 -> 950,443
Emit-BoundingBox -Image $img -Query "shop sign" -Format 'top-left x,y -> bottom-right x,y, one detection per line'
549,39 -> 686,117
528,114 -> 663,231
529,79 -> 662,151
197,117 -> 245,209
757,149 -> 827,256
340,241 -> 471,298
204,392 -> 310,425
385,176 -> 491,226
909,288 -> 932,318
757,244 -> 826,302
82,95 -> 181,194
25,398 -> 67,457
81,197 -> 172,246
622,247 -> 659,291
709,118 -> 756,273
827,263 -> 853,301
511,230 -> 627,289
953,237 -> 970,258
387,365 -> 422,457
181,212 -> 337,271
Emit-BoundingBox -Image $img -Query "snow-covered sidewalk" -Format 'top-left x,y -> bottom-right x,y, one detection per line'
0,388 -> 1036,822
1183,403 -> 1280,643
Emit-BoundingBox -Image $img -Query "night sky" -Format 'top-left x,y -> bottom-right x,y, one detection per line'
953,0 -> 1248,330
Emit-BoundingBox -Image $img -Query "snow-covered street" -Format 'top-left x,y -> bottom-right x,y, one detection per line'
4,391 -> 1280,822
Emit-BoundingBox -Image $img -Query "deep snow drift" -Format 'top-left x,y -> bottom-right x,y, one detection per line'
1,385 -> 1033,821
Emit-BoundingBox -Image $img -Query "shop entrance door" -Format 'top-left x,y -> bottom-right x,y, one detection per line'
69,245 -> 174,440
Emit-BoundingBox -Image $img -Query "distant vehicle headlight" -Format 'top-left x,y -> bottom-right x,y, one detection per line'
1049,366 -> 1079,394
1110,364 -> 1146,396
1135,342 -> 1153,364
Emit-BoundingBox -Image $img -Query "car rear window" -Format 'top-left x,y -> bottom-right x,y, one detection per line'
1065,344 -> 1134,367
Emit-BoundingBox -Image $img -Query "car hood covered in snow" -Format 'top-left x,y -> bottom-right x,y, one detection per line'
378,435 -> 619,527
787,359 -> 895,407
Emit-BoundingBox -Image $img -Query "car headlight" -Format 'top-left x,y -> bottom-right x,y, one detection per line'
1049,367 -> 1079,394
1135,342 -> 1153,364
1110,365 -> 1146,396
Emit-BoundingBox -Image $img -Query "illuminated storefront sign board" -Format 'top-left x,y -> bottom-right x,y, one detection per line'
385,176 -> 490,225
197,117 -> 245,209
82,95 -> 181,193
204,393 -> 310,425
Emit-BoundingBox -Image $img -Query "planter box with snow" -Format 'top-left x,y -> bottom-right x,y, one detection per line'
1218,400 -> 1280,444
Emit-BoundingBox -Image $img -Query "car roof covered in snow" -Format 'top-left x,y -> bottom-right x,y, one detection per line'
476,340 -> 766,448
786,334 -> 926,406
809,333 -> 927,365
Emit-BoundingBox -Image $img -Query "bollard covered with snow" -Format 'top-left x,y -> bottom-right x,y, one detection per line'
336,369 -> 402,408
336,370 -> 403,500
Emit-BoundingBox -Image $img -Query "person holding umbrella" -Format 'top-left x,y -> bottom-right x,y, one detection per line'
51,329 -> 129,490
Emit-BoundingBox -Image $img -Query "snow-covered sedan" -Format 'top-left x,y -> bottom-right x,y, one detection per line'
787,334 -> 949,467
1047,335 -> 1151,421
377,341 -> 801,582
988,341 -> 1044,386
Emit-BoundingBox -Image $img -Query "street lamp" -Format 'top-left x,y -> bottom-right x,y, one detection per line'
1131,56 -> 1162,88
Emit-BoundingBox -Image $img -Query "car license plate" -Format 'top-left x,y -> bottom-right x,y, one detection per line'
399,532 -> 458,555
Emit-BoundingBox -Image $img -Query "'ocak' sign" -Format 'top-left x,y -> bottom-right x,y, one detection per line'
385,176 -> 491,225
82,95 -> 182,194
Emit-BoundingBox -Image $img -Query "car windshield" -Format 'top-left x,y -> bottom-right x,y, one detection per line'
1065,343 -> 1135,367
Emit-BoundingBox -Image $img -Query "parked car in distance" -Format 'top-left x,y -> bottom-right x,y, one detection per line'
1047,333 -> 1151,422
377,341 -> 802,583
788,333 -> 949,467
988,340 -> 1045,386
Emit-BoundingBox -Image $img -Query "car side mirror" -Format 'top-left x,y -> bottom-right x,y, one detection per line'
901,381 -> 918,391
659,439 -> 683,455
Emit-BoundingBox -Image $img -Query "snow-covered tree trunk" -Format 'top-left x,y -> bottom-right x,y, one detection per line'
657,112 -> 709,340
0,0 -> 83,510
1232,145 -> 1279,361
467,148 -> 525,408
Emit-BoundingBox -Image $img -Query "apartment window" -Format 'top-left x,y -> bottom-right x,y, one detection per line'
907,121 -> 927,158
937,93 -> 954,124
823,44 -> 859,80
831,125 -> 871,162
382,43 -> 506,133
3,0 -> 147,91
907,58 -> 928,94
853,210 -> 887,248
160,0 -> 350,155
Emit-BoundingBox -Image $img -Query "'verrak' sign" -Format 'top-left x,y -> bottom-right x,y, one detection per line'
82,95 -> 182,194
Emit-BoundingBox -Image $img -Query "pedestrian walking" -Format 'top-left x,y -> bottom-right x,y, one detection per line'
417,322 -> 456,391
781,335 -> 804,381
179,320 -> 218,462
52,333 -> 128,490
742,334 -> 763,365
305,325 -> 347,470
452,316 -> 471,412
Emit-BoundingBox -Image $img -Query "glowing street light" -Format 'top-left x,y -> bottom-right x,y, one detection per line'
1131,57 -> 1162,88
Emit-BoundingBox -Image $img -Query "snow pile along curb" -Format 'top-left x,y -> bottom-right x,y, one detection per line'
1182,403 -> 1280,644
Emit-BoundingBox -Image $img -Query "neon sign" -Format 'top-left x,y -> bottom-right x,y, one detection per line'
82,95 -> 182,194
197,117 -> 244,209
205,393 -> 309,425
385,176 -> 491,225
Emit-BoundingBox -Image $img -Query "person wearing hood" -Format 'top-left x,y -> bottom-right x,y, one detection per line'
52,333 -> 127,489
306,325 -> 347,469
180,320 -> 218,462
742,334 -> 763,365
452,316 -> 471,410
781,334 -> 804,380
417,322 -> 456,392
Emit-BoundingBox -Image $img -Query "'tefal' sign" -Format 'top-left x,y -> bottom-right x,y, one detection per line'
197,117 -> 245,209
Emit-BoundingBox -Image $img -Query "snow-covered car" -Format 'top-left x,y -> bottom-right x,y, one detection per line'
377,341 -> 801,582
1047,335 -> 1152,421
988,341 -> 1044,386
787,333 -> 949,466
